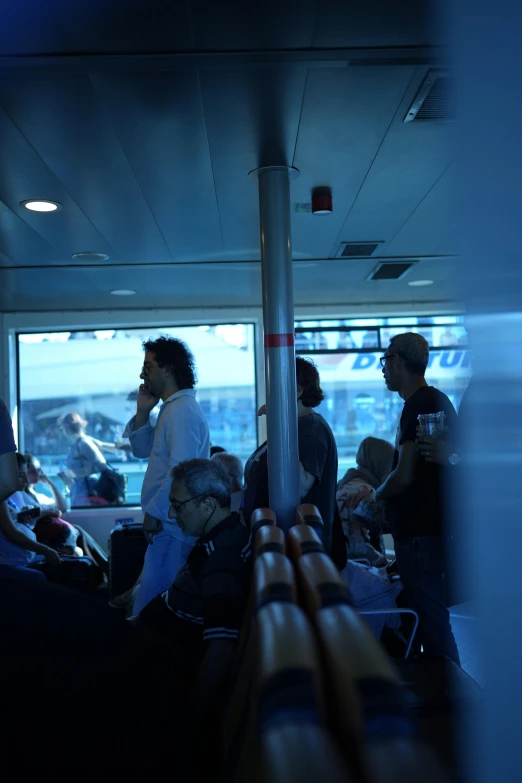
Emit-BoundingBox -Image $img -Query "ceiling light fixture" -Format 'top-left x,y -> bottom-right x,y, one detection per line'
21,200 -> 62,212
72,252 -> 110,262
110,289 -> 136,296
408,279 -> 434,287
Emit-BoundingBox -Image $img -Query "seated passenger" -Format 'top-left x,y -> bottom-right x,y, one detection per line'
336,436 -> 395,567
0,455 -> 61,581
211,451 -> 244,512
24,453 -> 109,573
136,458 -> 252,717
23,453 -> 79,554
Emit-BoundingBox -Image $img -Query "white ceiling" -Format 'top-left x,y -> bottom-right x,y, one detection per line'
0,0 -> 458,312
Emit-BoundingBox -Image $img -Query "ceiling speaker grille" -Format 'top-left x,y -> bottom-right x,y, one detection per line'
337,241 -> 383,258
368,262 -> 416,281
404,72 -> 451,123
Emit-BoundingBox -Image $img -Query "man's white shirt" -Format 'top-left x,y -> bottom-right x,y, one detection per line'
123,389 -> 210,527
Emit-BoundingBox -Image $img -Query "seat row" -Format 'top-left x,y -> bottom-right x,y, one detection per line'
221,505 -> 449,783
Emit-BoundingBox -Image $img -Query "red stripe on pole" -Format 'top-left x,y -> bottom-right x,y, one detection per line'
264,333 -> 295,348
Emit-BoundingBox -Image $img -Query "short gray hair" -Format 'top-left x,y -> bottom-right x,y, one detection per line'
389,332 -> 429,376
211,452 -> 244,489
172,458 -> 231,508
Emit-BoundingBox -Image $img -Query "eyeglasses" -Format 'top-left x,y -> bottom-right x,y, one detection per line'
141,362 -> 159,375
168,494 -> 208,518
379,354 -> 401,368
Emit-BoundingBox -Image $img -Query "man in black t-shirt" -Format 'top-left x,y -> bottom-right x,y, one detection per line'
375,333 -> 459,664
242,357 -> 345,568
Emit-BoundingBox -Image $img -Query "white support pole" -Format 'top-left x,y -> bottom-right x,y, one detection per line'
250,165 -> 300,531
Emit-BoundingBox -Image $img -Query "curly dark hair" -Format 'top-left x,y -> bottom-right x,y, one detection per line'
143,336 -> 197,389
296,356 -> 325,408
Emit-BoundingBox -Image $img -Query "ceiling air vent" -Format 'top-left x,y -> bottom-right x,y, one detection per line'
368,261 -> 417,281
337,241 -> 383,258
404,71 -> 451,123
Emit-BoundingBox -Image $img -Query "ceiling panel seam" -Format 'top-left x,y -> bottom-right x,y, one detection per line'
185,0 -> 196,49
86,73 -> 173,260
292,68 -> 310,167
309,0 -> 322,48
0,48 -> 443,73
0,104 -> 118,258
196,69 -> 225,252
291,68 -> 311,169
384,160 -> 454,249
328,65 -> 422,258
0,254 -> 457,272
0,298 -> 461,315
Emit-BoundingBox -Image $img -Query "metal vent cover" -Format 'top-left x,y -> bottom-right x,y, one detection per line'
368,261 -> 417,281
404,72 -> 452,123
337,241 -> 383,258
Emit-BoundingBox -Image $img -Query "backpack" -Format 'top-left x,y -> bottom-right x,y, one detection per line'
94,464 -> 127,505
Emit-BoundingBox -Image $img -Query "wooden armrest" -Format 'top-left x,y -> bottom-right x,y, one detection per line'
296,551 -> 349,613
255,524 -> 285,557
251,507 -> 276,533
287,524 -> 324,562
261,724 -> 352,783
296,503 -> 323,529
255,551 -> 296,608
316,604 -> 401,743
257,601 -> 320,683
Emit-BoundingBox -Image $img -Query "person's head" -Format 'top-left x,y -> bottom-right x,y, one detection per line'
296,356 -> 325,409
211,451 -> 244,493
24,454 -> 41,486
381,333 -> 429,395
16,452 -> 28,488
356,437 -> 395,486
140,336 -> 197,400
210,445 -> 226,456
58,412 -> 87,442
168,458 -> 232,538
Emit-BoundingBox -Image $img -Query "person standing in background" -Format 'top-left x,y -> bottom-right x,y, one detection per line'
123,337 -> 210,615
58,412 -> 116,506
211,451 -> 244,512
375,333 -> 459,663
243,357 -> 345,569
0,398 -> 19,502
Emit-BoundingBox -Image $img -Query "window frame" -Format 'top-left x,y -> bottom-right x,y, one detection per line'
15,320 -> 259,509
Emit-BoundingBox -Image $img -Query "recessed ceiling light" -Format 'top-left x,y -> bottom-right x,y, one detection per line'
110,289 -> 136,296
408,279 -> 434,287
72,252 -> 109,262
21,200 -> 62,212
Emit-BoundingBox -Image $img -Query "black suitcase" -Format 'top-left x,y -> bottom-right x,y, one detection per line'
33,555 -> 104,595
108,524 -> 148,599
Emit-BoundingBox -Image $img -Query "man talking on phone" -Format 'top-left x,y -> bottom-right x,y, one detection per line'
123,337 -> 210,615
